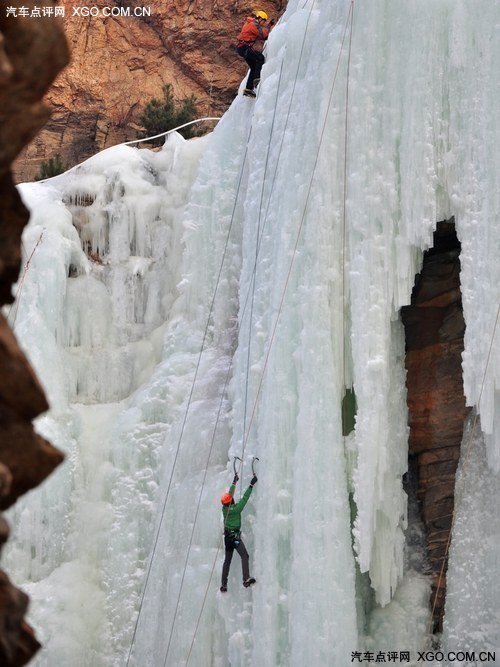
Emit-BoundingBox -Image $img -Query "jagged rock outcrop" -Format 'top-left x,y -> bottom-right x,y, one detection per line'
0,3 -> 68,663
402,220 -> 470,632
14,0 -> 285,181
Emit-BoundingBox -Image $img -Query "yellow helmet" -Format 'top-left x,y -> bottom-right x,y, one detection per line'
255,10 -> 268,20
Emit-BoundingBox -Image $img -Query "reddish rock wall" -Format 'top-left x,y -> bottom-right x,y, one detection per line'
14,0 -> 285,181
402,220 -> 470,632
0,3 -> 68,663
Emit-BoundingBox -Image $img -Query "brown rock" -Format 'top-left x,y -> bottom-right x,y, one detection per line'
0,462 -> 13,498
0,32 -> 13,83
0,401 -> 64,510
0,174 -> 28,305
0,516 -> 9,548
1,1 -> 70,295
412,251 -> 461,306
402,220 -> 470,632
1,2 -> 69,174
0,2 -> 68,662
0,572 -> 41,667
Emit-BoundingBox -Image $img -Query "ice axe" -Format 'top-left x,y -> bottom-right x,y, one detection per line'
251,457 -> 259,476
233,456 -> 242,478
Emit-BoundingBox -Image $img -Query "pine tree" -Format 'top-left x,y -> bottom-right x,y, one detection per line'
137,84 -> 200,145
35,154 -> 68,181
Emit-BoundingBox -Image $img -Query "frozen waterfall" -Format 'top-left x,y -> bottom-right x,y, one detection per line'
3,0 -> 500,665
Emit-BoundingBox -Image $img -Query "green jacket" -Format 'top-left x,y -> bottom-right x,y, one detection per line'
222,483 -> 253,532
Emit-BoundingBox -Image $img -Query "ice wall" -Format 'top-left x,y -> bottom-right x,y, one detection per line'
4,135 -> 215,665
442,416 -> 500,662
3,0 -> 500,665
447,3 -> 500,473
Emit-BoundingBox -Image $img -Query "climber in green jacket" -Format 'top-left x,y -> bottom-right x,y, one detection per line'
220,472 -> 258,592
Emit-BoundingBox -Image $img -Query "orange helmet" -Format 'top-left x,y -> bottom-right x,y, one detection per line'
221,493 -> 233,505
255,10 -> 268,20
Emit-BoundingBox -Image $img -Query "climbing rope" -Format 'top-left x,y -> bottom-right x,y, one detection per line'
7,232 -> 44,328
185,460 -> 262,665
34,117 -> 221,185
161,359 -> 236,667
167,58 -> 288,667
125,119 -> 254,666
182,13 -> 326,644
228,0 -> 329,490
121,117 -> 221,146
241,60 -> 284,487
342,1 -> 354,398
237,0 -> 355,449
160,63 -> 293,656
164,0 -> 325,660
237,0 -> 329,470
184,47 -> 311,664
179,3 -> 357,662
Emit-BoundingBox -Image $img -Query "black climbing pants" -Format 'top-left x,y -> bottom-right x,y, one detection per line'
236,45 -> 265,91
221,531 -> 250,586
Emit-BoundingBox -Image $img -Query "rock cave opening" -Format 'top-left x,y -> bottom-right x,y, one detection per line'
401,219 -> 470,633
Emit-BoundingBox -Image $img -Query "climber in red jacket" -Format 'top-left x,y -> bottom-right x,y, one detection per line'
236,10 -> 274,98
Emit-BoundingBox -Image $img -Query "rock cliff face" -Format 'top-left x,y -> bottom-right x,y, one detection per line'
0,3 -> 68,663
14,0 -> 284,181
402,220 -> 469,632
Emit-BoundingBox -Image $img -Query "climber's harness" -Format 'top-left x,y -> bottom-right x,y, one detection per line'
224,529 -> 242,548
236,42 -> 254,59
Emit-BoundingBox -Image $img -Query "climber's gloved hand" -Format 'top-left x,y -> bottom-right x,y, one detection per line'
232,474 -> 239,484
269,18 -> 275,26
250,475 -> 258,486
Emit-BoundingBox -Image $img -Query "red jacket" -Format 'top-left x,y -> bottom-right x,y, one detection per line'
238,17 -> 269,48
